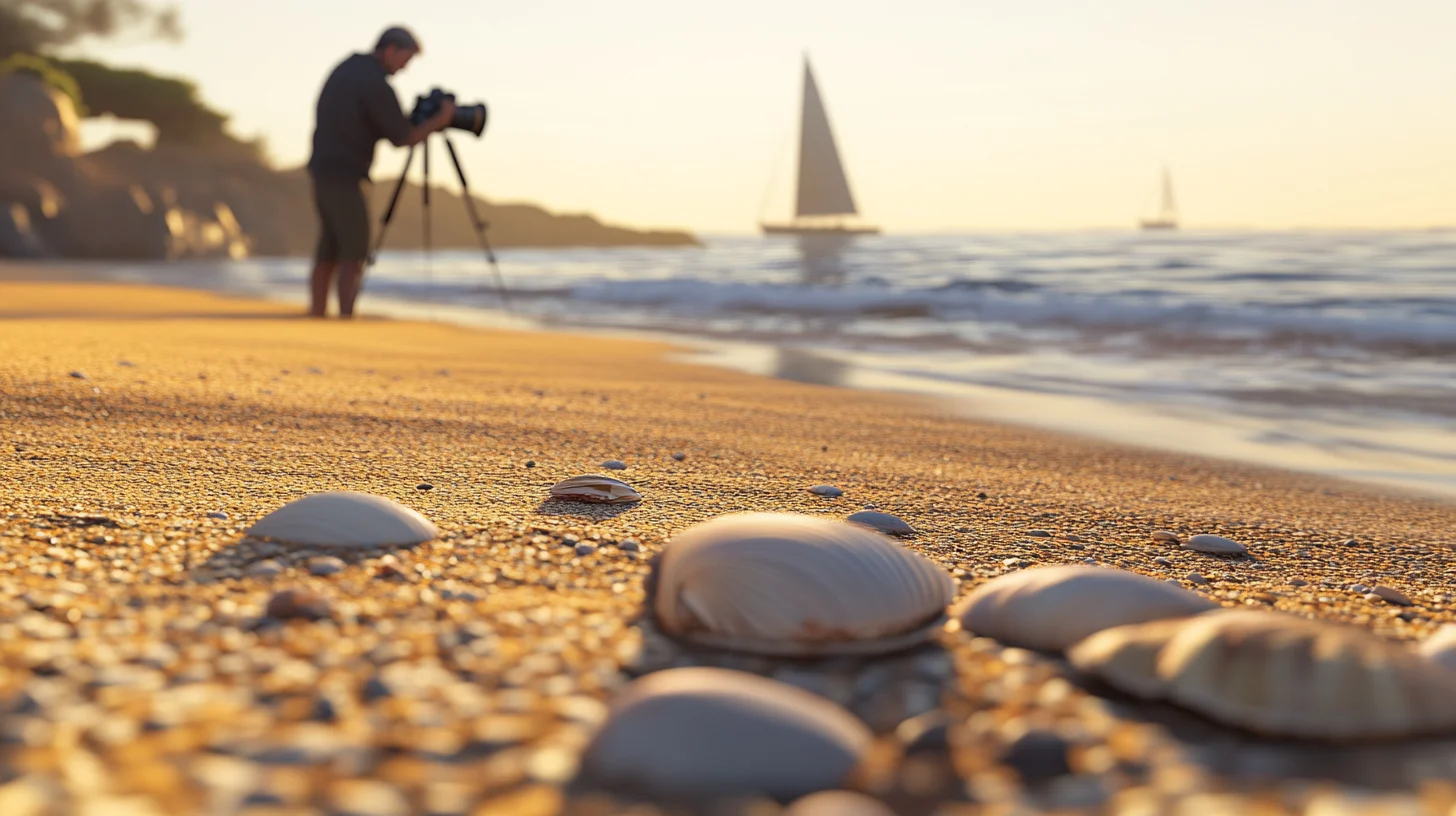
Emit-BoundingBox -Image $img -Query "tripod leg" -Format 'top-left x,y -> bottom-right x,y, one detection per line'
370,146 -> 416,265
443,135 -> 513,311
422,138 -> 432,268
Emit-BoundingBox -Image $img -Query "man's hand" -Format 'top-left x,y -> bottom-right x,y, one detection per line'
431,99 -> 457,132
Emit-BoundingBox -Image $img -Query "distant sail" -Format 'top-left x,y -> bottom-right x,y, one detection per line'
795,60 -> 858,218
1140,165 -> 1179,230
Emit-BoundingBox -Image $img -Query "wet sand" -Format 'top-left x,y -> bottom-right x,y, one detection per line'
3,277 -> 1456,813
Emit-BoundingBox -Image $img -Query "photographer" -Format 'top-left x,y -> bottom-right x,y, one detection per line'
305,26 -> 455,319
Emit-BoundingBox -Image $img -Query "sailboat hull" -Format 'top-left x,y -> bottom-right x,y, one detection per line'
1138,219 -> 1178,231
761,223 -> 880,236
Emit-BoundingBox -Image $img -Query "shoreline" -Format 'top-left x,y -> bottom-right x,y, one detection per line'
11,257 -> 1452,503
4,277 -> 1456,809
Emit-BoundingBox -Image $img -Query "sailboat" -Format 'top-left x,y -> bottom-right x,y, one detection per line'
761,58 -> 879,236
1140,166 -> 1179,231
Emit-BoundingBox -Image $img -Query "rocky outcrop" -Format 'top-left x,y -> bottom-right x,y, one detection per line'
0,70 -> 699,261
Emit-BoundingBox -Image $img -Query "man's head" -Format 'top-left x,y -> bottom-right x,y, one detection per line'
373,26 -> 420,75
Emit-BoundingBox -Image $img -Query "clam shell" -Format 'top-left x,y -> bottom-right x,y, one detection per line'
1183,534 -> 1247,555
1069,609 -> 1456,740
846,511 -> 915,537
1418,624 -> 1456,672
246,491 -> 438,548
652,512 -> 955,656
548,475 -> 642,504
953,565 -> 1216,652
580,667 -> 871,799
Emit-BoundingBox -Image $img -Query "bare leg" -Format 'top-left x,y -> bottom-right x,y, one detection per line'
309,261 -> 335,317
336,261 -> 365,318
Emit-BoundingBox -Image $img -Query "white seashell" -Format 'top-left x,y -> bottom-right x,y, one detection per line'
809,485 -> 843,497
1418,624 -> 1456,672
1069,609 -> 1456,740
953,565 -> 1216,652
580,667 -> 871,799
601,460 -> 628,470
1368,586 -> 1413,606
548,475 -> 642,504
246,491 -> 438,548
652,513 -> 954,656
846,510 -> 915,537
1151,531 -> 1180,543
786,791 -> 897,816
1183,534 -> 1247,555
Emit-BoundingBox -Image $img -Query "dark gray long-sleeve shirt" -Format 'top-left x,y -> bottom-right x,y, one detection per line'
307,53 -> 413,183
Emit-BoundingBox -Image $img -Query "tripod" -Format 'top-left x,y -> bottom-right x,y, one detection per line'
368,132 -> 513,311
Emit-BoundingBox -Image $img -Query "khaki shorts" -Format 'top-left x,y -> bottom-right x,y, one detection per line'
310,177 -> 371,262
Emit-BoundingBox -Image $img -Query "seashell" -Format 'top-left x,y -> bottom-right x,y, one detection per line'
1418,624 -> 1456,672
601,459 -> 628,470
1183,534 -> 1247,555
1068,609 -> 1456,740
809,485 -> 843,497
1151,530 -> 1180,543
953,565 -> 1216,652
651,513 -> 954,657
846,510 -> 915,537
246,491 -> 438,548
786,791 -> 897,816
1367,586 -> 1413,606
580,667 -> 871,799
548,475 -> 642,504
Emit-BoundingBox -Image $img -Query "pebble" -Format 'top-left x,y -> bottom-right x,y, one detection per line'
264,589 -> 334,621
810,485 -> 843,497
575,543 -> 597,557
117,360 -> 134,366
1152,531 -> 1180,543
1368,586 -> 1414,606
1183,534 -> 1248,555
246,560 -> 284,578
1000,729 -> 1072,787
1289,578 -> 1308,587
1154,557 -> 1172,566
672,452 -> 687,461
525,460 -> 536,468
619,538 -> 642,552
308,556 -> 346,576
68,370 -> 88,379
1186,572 -> 1209,585
207,511 -> 229,520
1026,529 -> 1052,538
416,483 -> 434,491
1065,533 -> 1085,542
1343,539 -> 1360,546
602,460 -> 628,470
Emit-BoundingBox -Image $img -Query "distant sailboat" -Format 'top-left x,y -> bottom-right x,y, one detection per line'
1140,167 -> 1179,231
761,58 -> 879,236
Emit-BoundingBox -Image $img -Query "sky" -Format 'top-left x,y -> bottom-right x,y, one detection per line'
62,0 -> 1456,234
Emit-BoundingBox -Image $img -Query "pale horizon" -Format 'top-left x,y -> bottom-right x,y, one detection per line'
57,0 -> 1456,234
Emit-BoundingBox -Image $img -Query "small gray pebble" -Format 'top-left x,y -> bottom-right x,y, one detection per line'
672,452 -> 686,461
525,460 -> 536,468
207,511 -> 229,520
1343,539 -> 1359,546
1186,572 -> 1209,585
247,560 -> 283,578
69,370 -> 88,380
809,485 -> 843,497
1154,557 -> 1172,566
575,543 -> 597,556
308,557 -> 346,576
602,460 -> 628,470
620,538 -> 641,552
562,534 -> 580,546
1026,530 -> 1052,538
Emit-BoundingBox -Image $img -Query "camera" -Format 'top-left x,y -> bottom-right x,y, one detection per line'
411,88 -> 488,137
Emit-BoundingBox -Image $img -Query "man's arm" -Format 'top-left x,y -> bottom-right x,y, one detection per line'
365,81 -> 455,147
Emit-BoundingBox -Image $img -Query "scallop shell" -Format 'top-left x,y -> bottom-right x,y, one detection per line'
1183,534 -> 1247,555
846,511 -> 915,537
651,512 -> 955,656
580,667 -> 871,799
1069,609 -> 1456,740
1418,624 -> 1456,672
548,474 -> 642,504
953,565 -> 1216,652
246,491 -> 438,548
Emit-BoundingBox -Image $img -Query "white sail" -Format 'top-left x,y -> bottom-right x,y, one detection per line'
795,59 -> 858,218
1159,167 -> 1177,220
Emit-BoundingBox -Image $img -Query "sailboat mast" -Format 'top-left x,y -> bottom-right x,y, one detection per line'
1161,167 -> 1177,219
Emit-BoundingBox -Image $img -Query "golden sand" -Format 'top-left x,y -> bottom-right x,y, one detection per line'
2,278 -> 1456,812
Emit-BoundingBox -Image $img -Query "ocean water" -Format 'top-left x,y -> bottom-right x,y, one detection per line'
105,231 -> 1456,498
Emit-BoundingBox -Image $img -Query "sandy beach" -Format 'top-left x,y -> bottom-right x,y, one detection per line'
3,274 -> 1456,814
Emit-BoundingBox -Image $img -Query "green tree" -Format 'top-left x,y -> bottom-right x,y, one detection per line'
0,0 -> 181,59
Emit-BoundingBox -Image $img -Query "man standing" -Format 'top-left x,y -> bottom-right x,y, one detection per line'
306,26 -> 455,318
